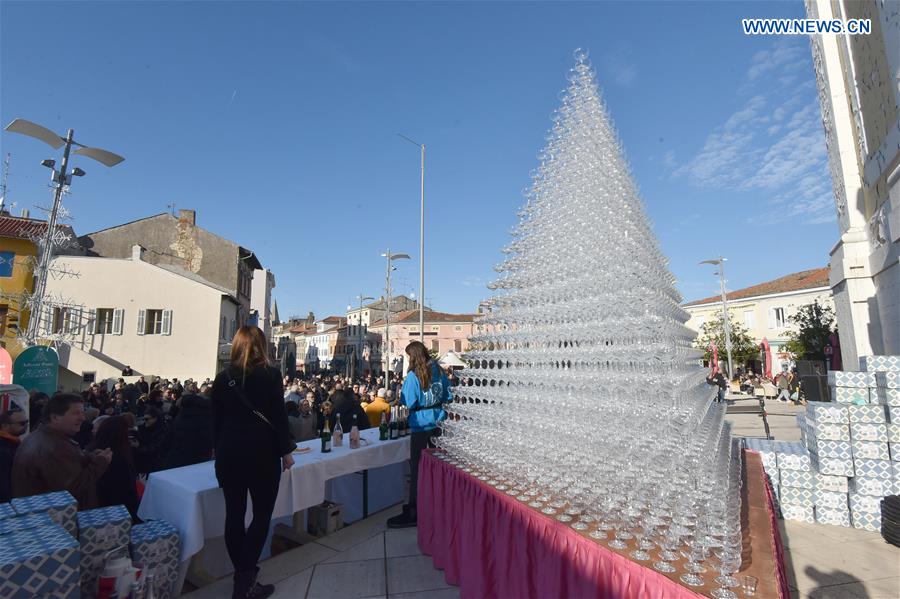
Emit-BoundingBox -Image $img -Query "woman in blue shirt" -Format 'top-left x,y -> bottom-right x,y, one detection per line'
387,341 -> 452,528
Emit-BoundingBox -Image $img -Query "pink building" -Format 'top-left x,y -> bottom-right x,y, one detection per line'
369,310 -> 476,372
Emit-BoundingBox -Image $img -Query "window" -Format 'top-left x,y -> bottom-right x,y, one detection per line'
138,309 -> 172,335
454,325 -> 463,332
0,251 -> 14,278
409,326 -> 418,333
52,307 -> 78,334
431,325 -> 440,332
454,339 -> 462,352
769,307 -> 786,329
82,372 -> 96,384
0,305 -> 7,337
96,309 -> 114,334
431,339 -> 439,352
743,310 -> 756,329
220,316 -> 227,340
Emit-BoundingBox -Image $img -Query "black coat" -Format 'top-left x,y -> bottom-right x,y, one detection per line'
329,392 -> 371,433
0,436 -> 18,503
212,365 -> 294,470
164,394 -> 213,470
96,453 -> 140,522
134,421 -> 171,474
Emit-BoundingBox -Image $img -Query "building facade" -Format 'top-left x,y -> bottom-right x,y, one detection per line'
346,296 -> 423,327
368,310 -> 476,374
684,268 -> 834,372
78,209 -> 267,328
44,247 -> 239,385
807,0 -> 900,366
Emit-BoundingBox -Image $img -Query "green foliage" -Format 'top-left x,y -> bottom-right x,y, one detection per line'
693,311 -> 758,366
784,302 -> 835,361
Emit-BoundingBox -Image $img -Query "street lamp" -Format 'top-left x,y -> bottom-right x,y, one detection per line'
353,294 -> 374,377
381,250 -> 410,375
4,118 -> 124,344
398,133 -> 425,343
700,257 -> 733,380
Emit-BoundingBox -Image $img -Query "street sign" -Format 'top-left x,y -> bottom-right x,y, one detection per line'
13,345 -> 59,396
0,347 -> 12,384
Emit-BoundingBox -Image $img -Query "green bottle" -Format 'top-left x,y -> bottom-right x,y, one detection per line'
379,411 -> 388,441
321,419 -> 332,453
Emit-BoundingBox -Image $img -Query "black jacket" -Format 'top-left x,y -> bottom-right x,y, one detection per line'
329,391 -> 371,433
212,365 -> 294,466
134,421 -> 171,474
164,394 -> 213,470
96,453 -> 140,522
0,435 -> 19,503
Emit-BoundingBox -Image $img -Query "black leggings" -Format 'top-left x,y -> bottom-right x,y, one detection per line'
219,459 -> 281,573
409,428 -> 439,508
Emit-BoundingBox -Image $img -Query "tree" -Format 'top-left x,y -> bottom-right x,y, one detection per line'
784,302 -> 835,361
693,311 -> 758,367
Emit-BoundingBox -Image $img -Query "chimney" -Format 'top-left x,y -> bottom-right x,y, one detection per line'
178,209 -> 196,226
21,208 -> 29,218
132,245 -> 144,262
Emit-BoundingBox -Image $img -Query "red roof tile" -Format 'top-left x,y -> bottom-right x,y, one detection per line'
684,267 -> 830,306
0,215 -> 75,240
370,310 -> 476,327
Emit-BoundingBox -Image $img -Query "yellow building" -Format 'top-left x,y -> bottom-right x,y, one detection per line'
0,213 -> 75,359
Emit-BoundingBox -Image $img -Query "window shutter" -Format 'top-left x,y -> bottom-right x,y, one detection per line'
137,309 -> 146,335
69,308 -> 81,334
113,309 -> 124,335
162,309 -> 172,335
87,309 -> 96,334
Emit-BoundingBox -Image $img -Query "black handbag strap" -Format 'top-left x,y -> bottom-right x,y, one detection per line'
227,370 -> 275,430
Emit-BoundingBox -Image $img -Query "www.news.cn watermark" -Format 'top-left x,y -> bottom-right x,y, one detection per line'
742,18 -> 871,35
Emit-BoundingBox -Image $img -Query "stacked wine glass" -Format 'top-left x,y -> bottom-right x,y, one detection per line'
434,49 -> 743,596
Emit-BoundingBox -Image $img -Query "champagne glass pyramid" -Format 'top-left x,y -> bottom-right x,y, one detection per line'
437,49 -> 741,566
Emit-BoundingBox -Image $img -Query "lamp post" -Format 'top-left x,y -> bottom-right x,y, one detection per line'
4,119 -> 124,344
381,250 -> 410,375
353,294 -> 374,377
398,134 -> 425,343
700,257 -> 733,380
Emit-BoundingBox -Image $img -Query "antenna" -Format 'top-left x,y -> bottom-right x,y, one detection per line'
166,202 -> 176,216
0,153 -> 10,213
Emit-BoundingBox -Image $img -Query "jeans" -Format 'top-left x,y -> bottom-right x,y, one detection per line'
409,428 -> 440,508
220,458 -> 281,573
717,387 -> 726,403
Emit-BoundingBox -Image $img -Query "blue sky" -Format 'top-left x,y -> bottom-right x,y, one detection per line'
1,1 -> 835,319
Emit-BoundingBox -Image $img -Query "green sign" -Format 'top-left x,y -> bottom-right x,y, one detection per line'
13,346 -> 59,396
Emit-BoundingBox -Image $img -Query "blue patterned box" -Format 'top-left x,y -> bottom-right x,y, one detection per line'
11,491 -> 77,537
860,356 -> 900,372
815,490 -> 848,510
848,405 -> 886,424
76,505 -> 131,597
874,387 -> 900,406
810,422 -> 851,441
743,438 -> 778,470
818,475 -> 849,493
876,371 -> 900,389
811,453 -> 855,477
774,442 -> 811,471
889,423 -> 900,444
851,440 -> 890,460
780,504 -> 815,523
854,459 -> 893,479
849,493 -> 882,514
828,371 -> 876,388
130,520 -> 180,599
850,508 -> 881,532
807,402 -> 848,424
831,386 -> 870,404
815,506 -> 851,527
780,486 -> 815,507
0,512 -> 55,536
779,469 -> 817,489
0,523 -> 80,597
850,422 -> 888,442
849,476 -> 893,497
816,440 -> 853,459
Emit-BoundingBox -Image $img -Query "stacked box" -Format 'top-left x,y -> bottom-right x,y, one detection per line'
130,520 -> 180,599
10,492 -> 77,537
0,524 -> 80,598
819,475 -> 850,493
849,493 -> 883,532
876,371 -> 900,389
830,386 -> 870,404
76,505 -> 131,597
0,513 -> 55,536
860,355 -> 900,372
816,506 -> 852,527
873,387 -> 900,406
828,371 -> 876,388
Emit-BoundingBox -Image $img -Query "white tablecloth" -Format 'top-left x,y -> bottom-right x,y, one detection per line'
138,428 -> 410,562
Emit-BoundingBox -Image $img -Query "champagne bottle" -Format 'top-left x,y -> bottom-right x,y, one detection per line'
399,406 -> 406,437
389,406 -> 399,440
349,414 -> 360,449
379,411 -> 388,441
333,414 -> 344,447
402,407 -> 410,437
321,420 -> 332,453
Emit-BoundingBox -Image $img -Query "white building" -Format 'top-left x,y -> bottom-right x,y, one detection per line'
250,268 -> 275,340
684,268 -> 834,372
44,246 -> 239,384
807,0 -> 900,366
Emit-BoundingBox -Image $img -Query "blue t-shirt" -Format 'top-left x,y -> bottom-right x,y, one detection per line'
400,362 -> 453,432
